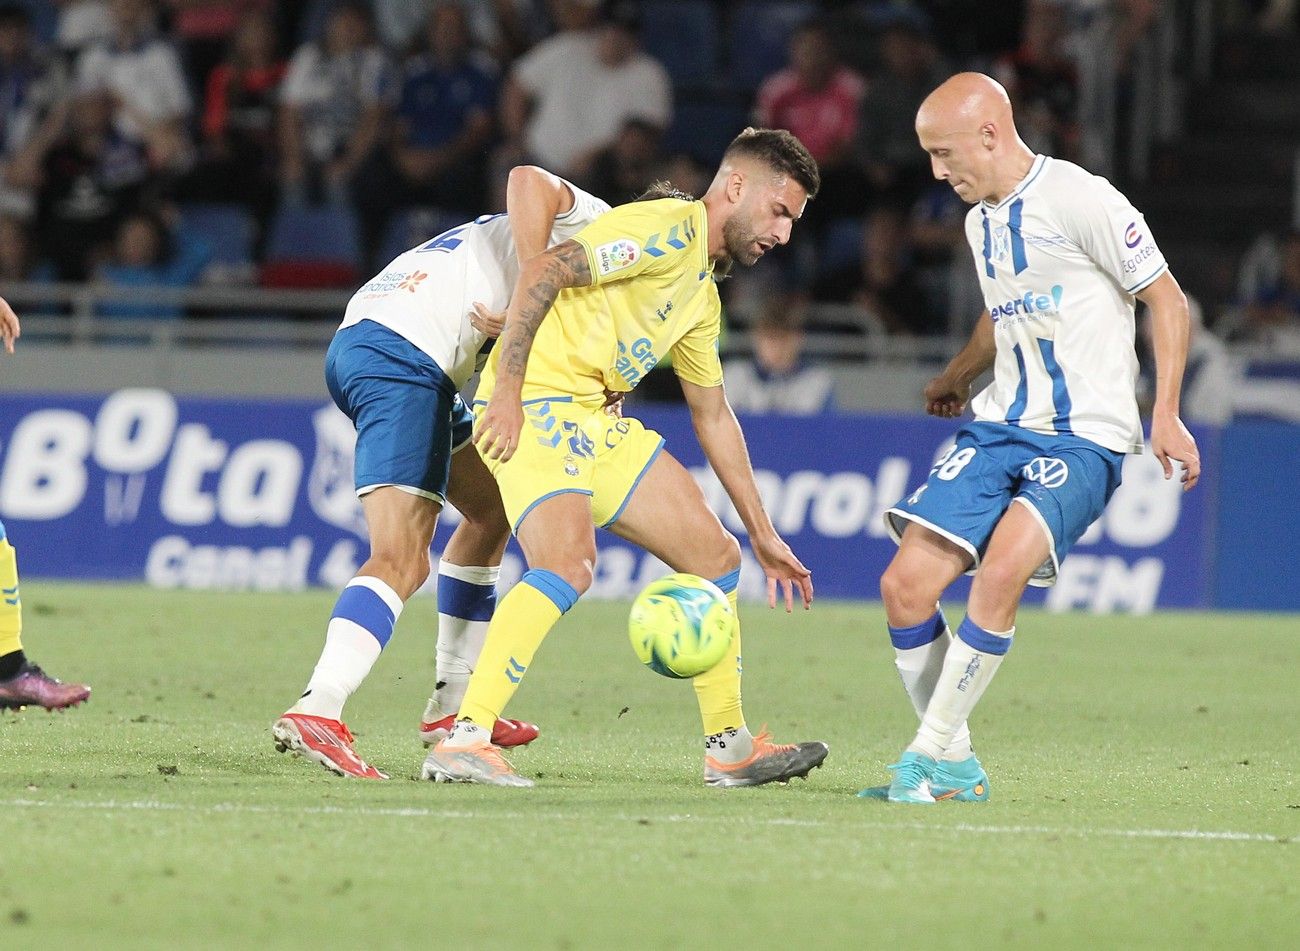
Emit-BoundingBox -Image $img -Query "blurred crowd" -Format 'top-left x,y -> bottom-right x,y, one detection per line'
0,0 -> 1296,363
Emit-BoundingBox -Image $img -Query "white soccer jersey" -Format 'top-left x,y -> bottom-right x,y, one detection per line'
340,181 -> 611,388
966,154 -> 1167,454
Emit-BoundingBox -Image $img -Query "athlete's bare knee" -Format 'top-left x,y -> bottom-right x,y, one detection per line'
362,548 -> 429,599
880,560 -> 940,621
538,556 -> 593,597
709,530 -> 742,580
972,556 -> 1030,602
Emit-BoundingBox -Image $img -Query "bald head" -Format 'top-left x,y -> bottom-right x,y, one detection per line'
917,72 -> 1013,133
914,72 -> 1034,204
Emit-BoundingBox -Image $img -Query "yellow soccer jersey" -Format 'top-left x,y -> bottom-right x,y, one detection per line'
478,198 -> 723,405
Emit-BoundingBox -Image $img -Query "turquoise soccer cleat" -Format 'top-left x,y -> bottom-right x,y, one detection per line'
885,751 -> 938,804
930,755 -> 991,802
858,754 -> 991,802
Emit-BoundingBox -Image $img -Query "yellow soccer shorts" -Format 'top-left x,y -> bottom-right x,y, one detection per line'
476,398 -> 665,535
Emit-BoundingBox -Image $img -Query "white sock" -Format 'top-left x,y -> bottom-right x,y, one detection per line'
442,719 -> 490,749
431,563 -> 499,717
293,577 -> 404,720
910,617 -> 1013,761
704,725 -> 754,764
890,611 -> 974,761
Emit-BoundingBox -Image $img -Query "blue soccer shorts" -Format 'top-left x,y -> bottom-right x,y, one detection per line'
324,319 -> 473,504
885,421 -> 1125,586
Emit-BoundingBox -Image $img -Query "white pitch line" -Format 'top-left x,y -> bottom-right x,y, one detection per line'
1,797 -> 1291,844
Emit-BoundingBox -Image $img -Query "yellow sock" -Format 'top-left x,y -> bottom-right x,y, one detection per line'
456,569 -> 578,730
693,590 -> 743,736
0,538 -> 23,658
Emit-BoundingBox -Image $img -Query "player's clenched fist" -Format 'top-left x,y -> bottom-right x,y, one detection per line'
1151,411 -> 1201,492
923,372 -> 970,418
473,396 -> 523,462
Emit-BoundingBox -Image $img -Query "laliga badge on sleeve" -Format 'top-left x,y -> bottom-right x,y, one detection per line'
594,239 -> 640,276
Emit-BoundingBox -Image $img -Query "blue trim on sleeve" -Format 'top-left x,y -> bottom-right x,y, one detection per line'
332,584 -> 398,649
710,568 -> 741,595
601,438 -> 665,527
472,395 -> 576,408
513,488 -> 593,535
957,616 -> 1013,656
889,610 -> 947,650
436,574 -> 496,622
521,568 -> 580,614
1126,262 -> 1169,295
0,519 -> 6,542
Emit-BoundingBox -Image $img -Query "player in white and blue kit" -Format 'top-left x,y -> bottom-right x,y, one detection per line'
860,73 -> 1202,804
273,168 -> 610,779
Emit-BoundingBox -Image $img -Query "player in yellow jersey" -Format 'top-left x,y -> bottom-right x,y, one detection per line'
0,295 -> 92,711
422,128 -> 828,787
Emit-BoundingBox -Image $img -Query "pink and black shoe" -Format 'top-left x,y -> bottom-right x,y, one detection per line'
0,662 -> 91,711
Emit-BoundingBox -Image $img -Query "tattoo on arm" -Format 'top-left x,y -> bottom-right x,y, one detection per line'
498,240 -> 592,382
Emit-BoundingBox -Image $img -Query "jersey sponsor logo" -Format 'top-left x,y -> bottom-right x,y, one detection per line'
358,270 -> 423,299
990,285 -> 1064,323
1122,243 -> 1158,277
1021,456 -> 1070,489
614,336 -> 658,387
594,239 -> 640,275
1124,221 -> 1143,248
398,270 -> 428,293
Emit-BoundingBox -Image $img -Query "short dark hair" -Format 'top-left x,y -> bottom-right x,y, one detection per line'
636,180 -> 695,202
722,127 -> 820,200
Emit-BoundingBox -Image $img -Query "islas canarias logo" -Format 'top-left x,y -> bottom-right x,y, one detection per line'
398,270 -> 429,292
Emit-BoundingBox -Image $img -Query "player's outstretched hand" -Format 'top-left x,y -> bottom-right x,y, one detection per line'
0,295 -> 20,354
1151,411 -> 1200,491
473,396 -> 523,462
923,372 -> 970,418
470,302 -> 507,338
750,532 -> 813,613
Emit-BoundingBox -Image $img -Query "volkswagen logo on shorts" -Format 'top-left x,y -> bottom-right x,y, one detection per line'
1021,456 -> 1069,488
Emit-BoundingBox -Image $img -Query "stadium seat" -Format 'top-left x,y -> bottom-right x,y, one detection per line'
727,1 -> 817,89
12,0 -> 57,44
640,1 -> 719,88
261,203 -> 362,289
178,203 -> 256,280
376,207 -> 462,270
296,0 -> 336,44
663,99 -> 751,167
818,218 -> 865,279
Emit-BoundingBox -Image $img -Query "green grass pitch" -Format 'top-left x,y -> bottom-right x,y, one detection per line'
1,583 -> 1296,949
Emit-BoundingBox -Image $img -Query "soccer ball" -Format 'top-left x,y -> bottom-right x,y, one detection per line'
628,573 -> 734,679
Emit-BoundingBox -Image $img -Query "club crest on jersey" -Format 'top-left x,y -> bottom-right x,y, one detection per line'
594,239 -> 640,276
990,224 -> 1013,262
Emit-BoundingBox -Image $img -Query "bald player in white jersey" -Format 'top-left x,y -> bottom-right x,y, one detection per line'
273,168 -> 610,779
859,73 -> 1201,804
